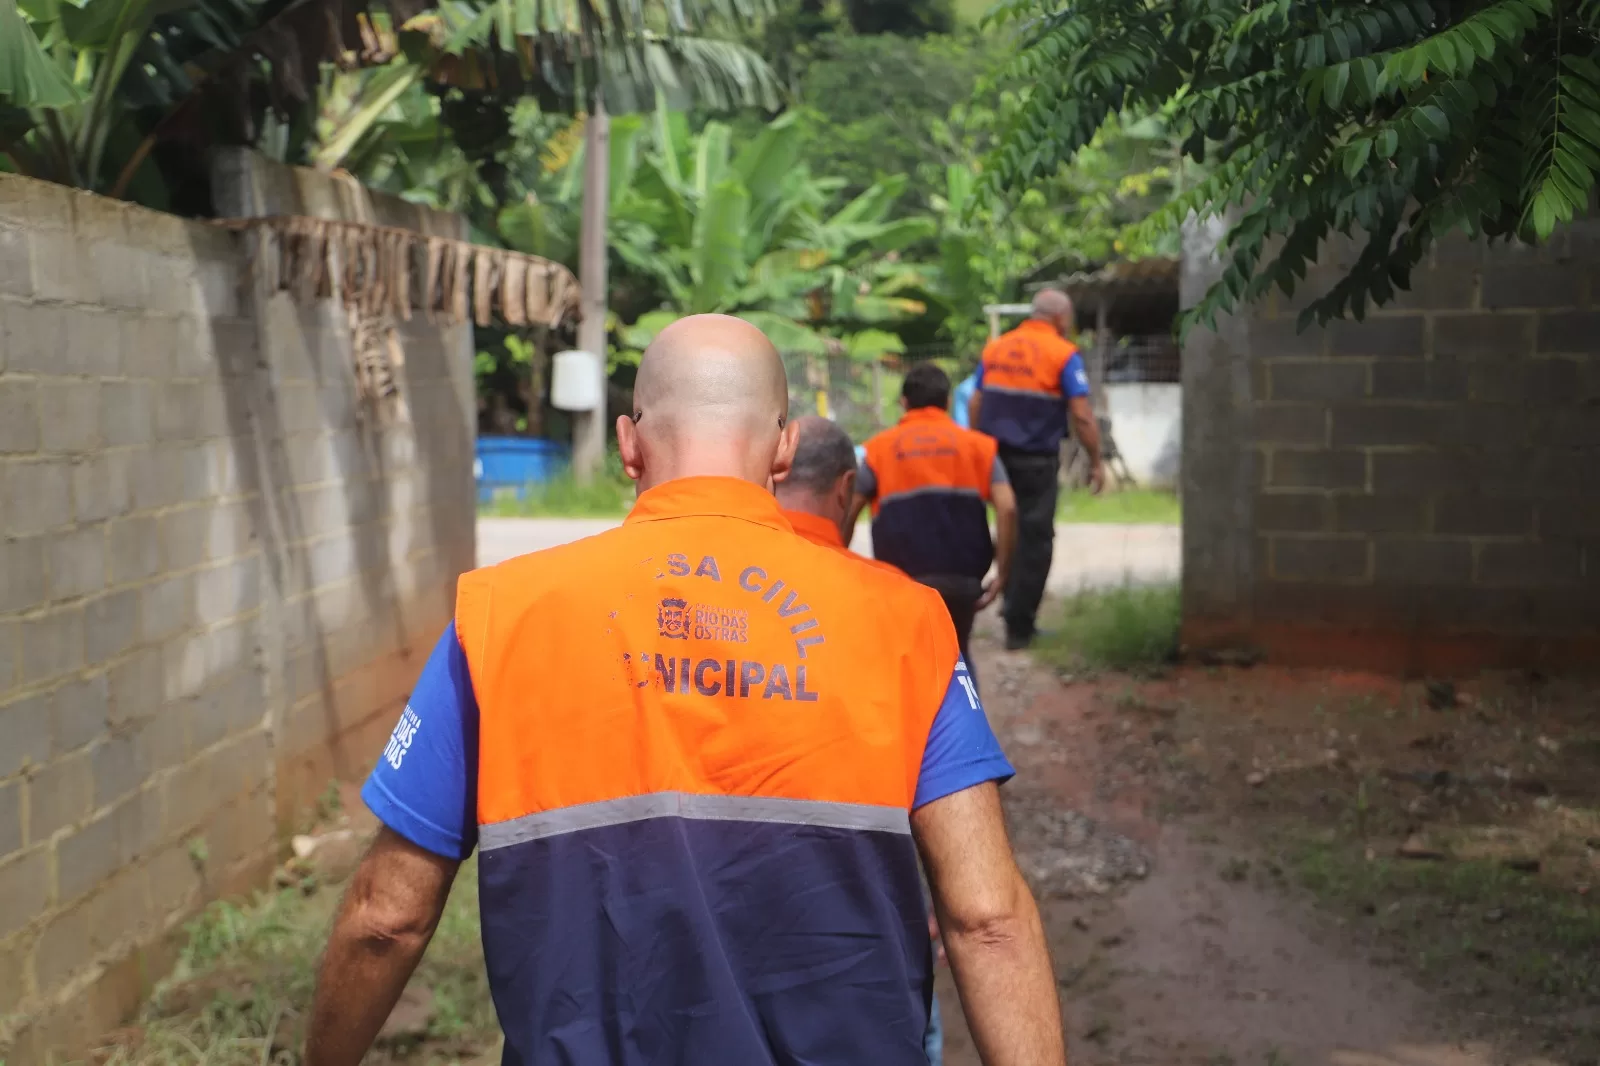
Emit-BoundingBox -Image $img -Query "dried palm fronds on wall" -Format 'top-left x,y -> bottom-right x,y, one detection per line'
349,305 -> 405,406
216,214 -> 581,329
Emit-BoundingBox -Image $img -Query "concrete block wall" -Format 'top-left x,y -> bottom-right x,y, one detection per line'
1181,219 -> 1600,673
0,156 -> 474,1060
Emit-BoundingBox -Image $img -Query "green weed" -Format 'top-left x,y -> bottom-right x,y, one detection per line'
81,859 -> 496,1065
1057,488 -> 1180,525
1036,583 -> 1181,675
1288,834 -> 1600,1013
477,468 -> 635,518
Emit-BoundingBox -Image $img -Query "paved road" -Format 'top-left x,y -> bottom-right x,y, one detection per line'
478,517 -> 1180,591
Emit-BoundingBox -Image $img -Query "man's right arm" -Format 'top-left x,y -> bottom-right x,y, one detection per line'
1062,354 -> 1103,493
913,783 -> 1065,1066
306,625 -> 480,1065
967,362 -> 985,428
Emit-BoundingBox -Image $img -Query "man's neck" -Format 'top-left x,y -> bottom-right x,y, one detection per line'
634,443 -> 773,494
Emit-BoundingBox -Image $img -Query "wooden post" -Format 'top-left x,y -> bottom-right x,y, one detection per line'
573,93 -> 609,484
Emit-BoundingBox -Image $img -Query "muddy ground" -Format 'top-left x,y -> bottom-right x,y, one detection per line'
80,609 -> 1599,1066
935,616 -> 1600,1066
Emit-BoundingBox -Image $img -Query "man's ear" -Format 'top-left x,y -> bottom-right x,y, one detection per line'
834,469 -> 856,513
770,420 -> 800,484
616,415 -> 644,482
898,395 -> 909,412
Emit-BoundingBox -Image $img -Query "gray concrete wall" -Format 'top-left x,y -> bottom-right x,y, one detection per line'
1104,383 -> 1181,487
0,155 -> 474,1059
1181,219 -> 1600,673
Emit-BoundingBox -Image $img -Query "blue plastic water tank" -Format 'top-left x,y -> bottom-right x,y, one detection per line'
475,437 -> 572,502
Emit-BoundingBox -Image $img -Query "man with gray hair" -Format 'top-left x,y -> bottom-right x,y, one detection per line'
775,413 -> 955,1066
774,415 -> 890,562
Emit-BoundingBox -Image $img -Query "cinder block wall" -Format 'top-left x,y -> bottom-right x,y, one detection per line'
0,156 -> 474,1059
1181,219 -> 1600,673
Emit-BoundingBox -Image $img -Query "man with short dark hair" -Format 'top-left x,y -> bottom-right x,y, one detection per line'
852,363 -> 1018,685
969,289 -> 1103,650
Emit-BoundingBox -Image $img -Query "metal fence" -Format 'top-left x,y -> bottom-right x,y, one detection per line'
1090,334 -> 1181,385
780,346 -> 974,443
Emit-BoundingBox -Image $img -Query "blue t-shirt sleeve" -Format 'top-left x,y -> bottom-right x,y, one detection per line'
913,658 -> 1014,808
362,625 -> 479,859
1061,353 -> 1091,398
973,363 -> 985,388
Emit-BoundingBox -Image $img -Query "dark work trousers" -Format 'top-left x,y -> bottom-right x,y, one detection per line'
914,573 -> 984,692
997,448 -> 1061,642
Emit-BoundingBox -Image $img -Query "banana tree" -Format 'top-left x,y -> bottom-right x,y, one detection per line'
0,0 -> 235,192
502,95 -> 936,359
311,0 -> 779,174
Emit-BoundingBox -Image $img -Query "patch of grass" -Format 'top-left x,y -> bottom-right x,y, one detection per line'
1036,583 -> 1181,675
477,470 -> 635,518
1057,488 -> 1180,525
82,859 -> 495,1065
1287,833 -> 1600,1027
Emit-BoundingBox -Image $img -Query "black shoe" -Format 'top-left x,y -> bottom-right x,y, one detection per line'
1003,631 -> 1032,651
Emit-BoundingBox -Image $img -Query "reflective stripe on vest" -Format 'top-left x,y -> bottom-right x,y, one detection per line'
453,476 -> 956,1066
977,320 -> 1076,453
864,408 -> 997,580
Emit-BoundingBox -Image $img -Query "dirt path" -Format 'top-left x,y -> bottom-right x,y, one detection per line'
933,615 -> 1575,1066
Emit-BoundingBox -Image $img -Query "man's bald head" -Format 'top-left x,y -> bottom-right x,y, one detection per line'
1031,288 -> 1075,336
618,314 -> 798,492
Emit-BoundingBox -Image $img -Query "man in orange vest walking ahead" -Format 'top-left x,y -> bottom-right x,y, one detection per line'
969,289 -> 1104,650
302,315 -> 1066,1066
852,363 -> 1018,686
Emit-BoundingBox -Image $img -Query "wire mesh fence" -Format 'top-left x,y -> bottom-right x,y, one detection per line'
780,346 -> 977,443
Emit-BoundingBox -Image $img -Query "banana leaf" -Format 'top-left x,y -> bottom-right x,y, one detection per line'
0,0 -> 79,108
687,174 -> 748,313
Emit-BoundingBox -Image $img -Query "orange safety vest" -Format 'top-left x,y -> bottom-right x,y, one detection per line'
976,318 -> 1079,453
781,507 -> 905,576
455,476 -> 957,1064
863,407 -> 998,579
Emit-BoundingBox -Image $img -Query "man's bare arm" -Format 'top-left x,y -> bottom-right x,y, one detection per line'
304,828 -> 460,1066
1067,396 -> 1104,493
968,390 -> 983,429
913,783 -> 1065,1066
979,481 -> 1018,610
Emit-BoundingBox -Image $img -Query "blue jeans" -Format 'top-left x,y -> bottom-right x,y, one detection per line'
924,993 -> 944,1066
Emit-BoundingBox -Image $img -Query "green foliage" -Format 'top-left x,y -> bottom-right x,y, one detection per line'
795,31 -> 998,207
985,0 -> 1600,332
1056,488 -> 1181,525
501,96 -> 934,358
922,103 -> 1187,349
478,451 -> 635,516
0,0 -> 264,202
89,858 -> 499,1065
313,0 -> 781,180
1036,583 -> 1181,675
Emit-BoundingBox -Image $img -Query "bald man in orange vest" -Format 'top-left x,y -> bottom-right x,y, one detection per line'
303,315 -> 1066,1066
